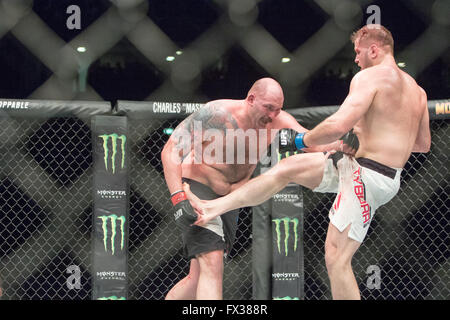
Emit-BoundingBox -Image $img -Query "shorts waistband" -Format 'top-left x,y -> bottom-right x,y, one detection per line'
356,157 -> 397,179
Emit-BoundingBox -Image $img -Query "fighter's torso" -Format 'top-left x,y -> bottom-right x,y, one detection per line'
353,66 -> 425,168
181,100 -> 275,195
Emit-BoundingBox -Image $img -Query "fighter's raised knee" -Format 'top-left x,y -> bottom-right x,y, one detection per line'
276,151 -> 330,190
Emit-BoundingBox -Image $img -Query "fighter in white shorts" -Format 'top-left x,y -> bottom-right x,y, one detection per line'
182,24 -> 431,300
314,153 -> 402,243
279,24 -> 430,300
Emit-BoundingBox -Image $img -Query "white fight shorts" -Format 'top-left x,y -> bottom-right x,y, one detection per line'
314,154 -> 402,243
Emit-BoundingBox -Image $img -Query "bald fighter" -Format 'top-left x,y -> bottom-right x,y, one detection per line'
161,77 -> 343,300
184,25 -> 431,300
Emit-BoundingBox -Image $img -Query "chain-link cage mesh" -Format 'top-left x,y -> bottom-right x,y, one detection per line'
0,117 -> 93,300
0,114 -> 447,300
126,118 -> 253,300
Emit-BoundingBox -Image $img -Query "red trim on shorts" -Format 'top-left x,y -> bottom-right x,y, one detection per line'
334,192 -> 342,211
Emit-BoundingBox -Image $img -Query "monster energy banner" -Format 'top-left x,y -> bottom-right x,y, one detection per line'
91,116 -> 129,300
271,151 -> 304,301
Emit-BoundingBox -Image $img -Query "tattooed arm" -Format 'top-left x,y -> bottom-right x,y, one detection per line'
161,101 -> 239,194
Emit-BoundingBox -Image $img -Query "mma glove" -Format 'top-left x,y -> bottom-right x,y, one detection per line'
341,130 -> 360,152
278,128 -> 308,153
171,190 -> 197,230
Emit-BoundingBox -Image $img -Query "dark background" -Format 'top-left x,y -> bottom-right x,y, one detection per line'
0,0 -> 449,106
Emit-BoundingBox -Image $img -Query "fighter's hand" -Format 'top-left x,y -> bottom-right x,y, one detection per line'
171,189 -> 198,230
340,131 -> 359,156
278,128 -> 307,153
182,183 -> 215,227
339,140 -> 357,156
181,183 -> 204,215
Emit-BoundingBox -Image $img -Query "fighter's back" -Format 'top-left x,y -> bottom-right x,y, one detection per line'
353,65 -> 427,168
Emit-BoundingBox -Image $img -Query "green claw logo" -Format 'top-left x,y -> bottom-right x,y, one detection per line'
277,150 -> 300,162
273,296 -> 300,300
272,217 -> 299,256
98,296 -> 126,300
99,134 -> 126,174
98,215 -> 126,255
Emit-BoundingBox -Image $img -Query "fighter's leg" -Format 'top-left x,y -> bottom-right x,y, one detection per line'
185,152 -> 328,224
196,249 -> 224,300
324,223 -> 361,300
277,151 -> 329,189
230,151 -> 328,205
165,259 -> 200,300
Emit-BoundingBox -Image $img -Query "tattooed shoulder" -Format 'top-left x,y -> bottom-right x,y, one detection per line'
170,100 -> 240,161
181,101 -> 239,133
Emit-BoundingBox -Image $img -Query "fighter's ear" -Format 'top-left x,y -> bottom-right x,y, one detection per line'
369,44 -> 378,58
247,94 -> 255,105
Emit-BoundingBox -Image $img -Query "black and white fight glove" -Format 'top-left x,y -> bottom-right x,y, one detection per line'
171,190 -> 198,230
278,128 -> 308,154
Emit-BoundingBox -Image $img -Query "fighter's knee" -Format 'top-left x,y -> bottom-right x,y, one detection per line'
282,153 -> 327,189
197,250 -> 224,273
277,155 -> 312,182
276,158 -> 296,181
188,260 -> 200,280
324,245 -> 337,272
325,249 -> 352,276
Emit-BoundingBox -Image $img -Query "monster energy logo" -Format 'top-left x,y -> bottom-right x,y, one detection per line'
99,133 -> 126,173
98,215 -> 126,255
277,149 -> 300,162
98,296 -> 126,300
273,296 -> 300,300
272,217 -> 299,256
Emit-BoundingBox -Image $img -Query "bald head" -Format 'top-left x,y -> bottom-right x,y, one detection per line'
247,78 -> 284,100
245,78 -> 284,126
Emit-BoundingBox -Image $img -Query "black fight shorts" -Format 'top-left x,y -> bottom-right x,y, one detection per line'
181,178 -> 239,260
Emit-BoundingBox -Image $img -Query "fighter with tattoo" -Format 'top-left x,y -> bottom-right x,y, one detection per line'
161,78 -> 344,300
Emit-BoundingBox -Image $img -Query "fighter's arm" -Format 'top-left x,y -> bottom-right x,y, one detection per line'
273,111 -> 343,153
303,70 -> 376,147
161,112 -> 197,194
161,141 -> 184,194
412,88 -> 431,153
161,112 -> 203,228
270,110 -> 307,136
162,102 -> 240,228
